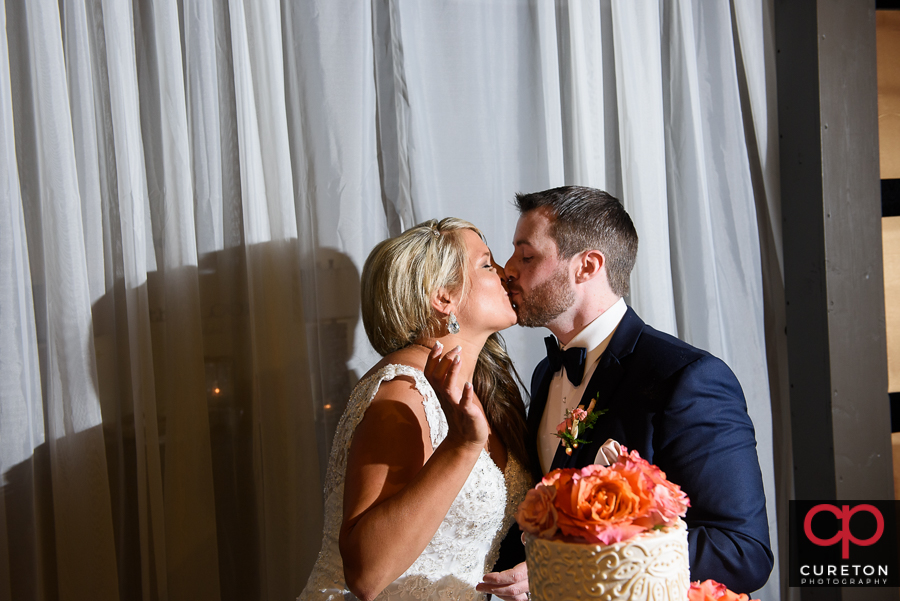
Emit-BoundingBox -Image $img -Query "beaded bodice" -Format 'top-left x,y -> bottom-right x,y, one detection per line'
298,364 -> 531,601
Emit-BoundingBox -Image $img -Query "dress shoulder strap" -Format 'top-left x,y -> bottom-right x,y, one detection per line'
322,364 -> 448,498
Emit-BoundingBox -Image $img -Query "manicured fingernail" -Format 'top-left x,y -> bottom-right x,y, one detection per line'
454,346 -> 462,353
453,355 -> 461,364
464,382 -> 472,390
435,341 -> 443,350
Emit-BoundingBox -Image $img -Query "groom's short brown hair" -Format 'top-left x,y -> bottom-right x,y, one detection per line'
514,186 -> 638,297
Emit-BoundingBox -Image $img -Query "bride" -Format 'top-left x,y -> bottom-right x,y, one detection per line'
299,218 -> 535,601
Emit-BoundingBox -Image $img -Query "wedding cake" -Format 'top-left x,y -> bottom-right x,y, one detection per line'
516,448 -> 691,601
524,520 -> 689,601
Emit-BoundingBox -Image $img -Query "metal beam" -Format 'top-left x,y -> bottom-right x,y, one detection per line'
776,0 -> 892,598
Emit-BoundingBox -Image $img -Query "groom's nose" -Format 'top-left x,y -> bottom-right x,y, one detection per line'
503,257 -> 517,280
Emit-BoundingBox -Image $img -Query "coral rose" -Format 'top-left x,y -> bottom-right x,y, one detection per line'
688,580 -> 757,601
516,484 -> 558,538
553,465 -> 644,544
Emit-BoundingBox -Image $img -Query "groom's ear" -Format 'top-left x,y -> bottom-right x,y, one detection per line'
574,250 -> 605,283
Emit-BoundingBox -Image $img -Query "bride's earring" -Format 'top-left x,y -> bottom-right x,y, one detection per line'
447,311 -> 460,335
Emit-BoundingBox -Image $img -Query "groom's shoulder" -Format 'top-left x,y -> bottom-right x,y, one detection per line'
629,320 -> 711,379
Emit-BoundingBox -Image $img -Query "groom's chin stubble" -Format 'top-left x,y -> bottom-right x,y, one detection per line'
513,281 -> 575,328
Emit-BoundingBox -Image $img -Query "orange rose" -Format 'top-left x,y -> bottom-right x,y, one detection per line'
553,465 -> 644,544
688,580 -> 757,601
516,484 -> 558,538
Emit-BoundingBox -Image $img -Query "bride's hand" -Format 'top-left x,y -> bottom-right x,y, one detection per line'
423,343 -> 489,449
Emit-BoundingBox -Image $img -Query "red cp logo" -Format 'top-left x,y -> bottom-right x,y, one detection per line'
803,504 -> 884,559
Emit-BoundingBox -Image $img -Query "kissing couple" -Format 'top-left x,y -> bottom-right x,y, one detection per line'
299,186 -> 773,601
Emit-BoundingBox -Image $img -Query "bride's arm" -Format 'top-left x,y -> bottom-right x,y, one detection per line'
339,354 -> 487,601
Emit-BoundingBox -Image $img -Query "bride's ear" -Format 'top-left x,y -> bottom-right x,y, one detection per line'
430,287 -> 455,316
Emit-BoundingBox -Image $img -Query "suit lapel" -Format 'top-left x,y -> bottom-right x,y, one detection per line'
528,360 -> 553,436
525,359 -> 553,474
550,307 -> 645,470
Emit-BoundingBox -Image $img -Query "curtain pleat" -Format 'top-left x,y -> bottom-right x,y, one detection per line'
0,1 -> 786,599
62,0 -> 107,305
732,2 -> 792,599
557,0 -> 606,189
100,0 -> 170,598
610,1 -> 678,335
0,0 -> 43,505
229,2 -> 323,599
134,0 -> 222,599
0,2 -> 44,599
11,0 -> 120,599
661,2 -> 780,598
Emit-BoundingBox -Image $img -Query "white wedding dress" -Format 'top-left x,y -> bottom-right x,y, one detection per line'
299,364 -> 531,601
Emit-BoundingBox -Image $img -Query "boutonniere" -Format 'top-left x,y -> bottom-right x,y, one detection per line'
555,394 -> 607,455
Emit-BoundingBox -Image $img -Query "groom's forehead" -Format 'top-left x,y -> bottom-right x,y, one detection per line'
513,211 -> 554,244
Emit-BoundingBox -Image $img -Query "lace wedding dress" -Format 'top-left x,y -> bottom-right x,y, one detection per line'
299,364 -> 531,601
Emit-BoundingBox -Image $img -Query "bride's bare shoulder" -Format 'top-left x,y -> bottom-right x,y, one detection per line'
349,347 -> 434,466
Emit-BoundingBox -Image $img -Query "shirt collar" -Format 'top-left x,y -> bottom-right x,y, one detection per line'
561,297 -> 627,368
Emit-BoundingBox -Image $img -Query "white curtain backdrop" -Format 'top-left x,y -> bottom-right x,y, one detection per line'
0,1 -> 787,600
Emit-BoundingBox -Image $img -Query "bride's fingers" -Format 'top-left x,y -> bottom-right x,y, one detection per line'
423,341 -> 444,379
441,354 -> 462,395
424,342 -> 456,383
433,346 -> 461,389
458,381 -> 474,411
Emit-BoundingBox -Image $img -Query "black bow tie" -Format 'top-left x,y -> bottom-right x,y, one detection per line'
544,336 -> 587,387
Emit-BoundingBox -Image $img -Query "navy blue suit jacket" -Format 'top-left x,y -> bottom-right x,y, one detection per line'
498,307 -> 773,593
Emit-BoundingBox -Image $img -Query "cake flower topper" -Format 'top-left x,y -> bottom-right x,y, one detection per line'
516,446 -> 690,545
554,395 -> 607,455
688,579 -> 759,601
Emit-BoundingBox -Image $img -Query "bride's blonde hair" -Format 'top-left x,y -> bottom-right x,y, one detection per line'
361,218 -> 535,474
362,217 -> 475,355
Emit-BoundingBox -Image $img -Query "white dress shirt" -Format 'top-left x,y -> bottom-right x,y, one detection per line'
537,297 -> 628,473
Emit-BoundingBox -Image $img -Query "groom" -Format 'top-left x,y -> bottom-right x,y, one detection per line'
481,186 -> 773,599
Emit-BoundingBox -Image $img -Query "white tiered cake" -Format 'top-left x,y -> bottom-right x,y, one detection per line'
524,520 -> 689,601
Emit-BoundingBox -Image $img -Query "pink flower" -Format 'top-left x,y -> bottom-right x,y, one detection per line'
688,580 -> 757,601
572,408 -> 588,421
612,447 -> 689,529
516,484 -> 558,538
